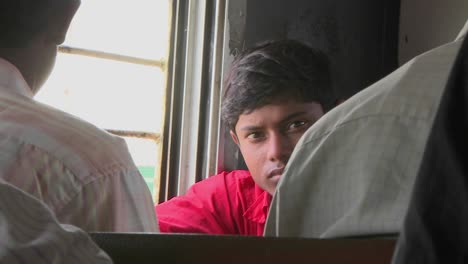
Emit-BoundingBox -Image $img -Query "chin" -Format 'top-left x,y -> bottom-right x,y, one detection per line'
265,186 -> 276,195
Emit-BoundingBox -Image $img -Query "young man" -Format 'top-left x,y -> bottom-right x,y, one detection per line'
0,0 -> 158,232
156,39 -> 336,235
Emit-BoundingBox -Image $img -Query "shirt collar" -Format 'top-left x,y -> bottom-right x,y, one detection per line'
243,184 -> 272,224
0,57 -> 34,98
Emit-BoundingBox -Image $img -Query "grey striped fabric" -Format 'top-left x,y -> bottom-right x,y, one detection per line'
265,20 -> 468,238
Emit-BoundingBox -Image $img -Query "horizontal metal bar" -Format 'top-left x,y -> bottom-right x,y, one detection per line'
105,129 -> 161,143
58,45 -> 166,69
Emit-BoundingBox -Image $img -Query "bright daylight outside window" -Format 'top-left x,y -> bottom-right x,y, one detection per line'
35,0 -> 171,203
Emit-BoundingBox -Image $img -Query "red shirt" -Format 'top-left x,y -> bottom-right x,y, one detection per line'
156,170 -> 272,236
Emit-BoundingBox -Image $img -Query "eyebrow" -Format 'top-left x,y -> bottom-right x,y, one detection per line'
238,111 -> 309,132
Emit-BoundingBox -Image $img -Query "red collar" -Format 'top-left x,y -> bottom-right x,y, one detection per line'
243,185 -> 272,224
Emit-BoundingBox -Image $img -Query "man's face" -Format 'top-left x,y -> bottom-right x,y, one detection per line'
231,100 -> 324,195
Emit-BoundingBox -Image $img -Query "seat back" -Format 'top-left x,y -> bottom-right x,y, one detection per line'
90,232 -> 396,264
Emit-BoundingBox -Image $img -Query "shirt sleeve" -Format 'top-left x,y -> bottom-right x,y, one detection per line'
0,180 -> 112,264
56,168 -> 159,232
156,172 -> 237,235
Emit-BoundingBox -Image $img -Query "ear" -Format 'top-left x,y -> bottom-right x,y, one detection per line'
230,130 -> 239,146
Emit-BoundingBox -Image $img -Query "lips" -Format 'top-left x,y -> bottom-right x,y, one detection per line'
268,167 -> 285,179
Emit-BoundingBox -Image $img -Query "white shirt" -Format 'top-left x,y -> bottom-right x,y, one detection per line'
0,179 -> 113,264
0,58 -> 158,232
265,21 -> 468,238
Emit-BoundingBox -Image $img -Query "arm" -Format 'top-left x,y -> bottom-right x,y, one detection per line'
156,173 -> 237,235
0,180 -> 112,264
1,139 -> 158,232
57,168 -> 159,232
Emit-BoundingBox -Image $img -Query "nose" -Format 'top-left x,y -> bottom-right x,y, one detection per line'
267,133 -> 292,163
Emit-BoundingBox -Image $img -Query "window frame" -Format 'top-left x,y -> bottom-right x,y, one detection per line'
55,0 -> 230,203
158,0 -> 228,201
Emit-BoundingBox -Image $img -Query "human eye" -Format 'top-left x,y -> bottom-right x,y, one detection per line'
288,120 -> 307,130
246,131 -> 264,142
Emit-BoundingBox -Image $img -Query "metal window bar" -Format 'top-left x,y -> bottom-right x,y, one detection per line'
58,45 -> 166,69
57,46 -> 164,142
105,129 -> 161,144
56,45 -> 165,203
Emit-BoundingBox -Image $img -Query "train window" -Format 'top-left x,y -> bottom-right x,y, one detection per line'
157,1 -> 227,200
35,0 -> 172,202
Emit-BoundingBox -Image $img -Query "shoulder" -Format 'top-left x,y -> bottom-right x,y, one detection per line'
194,170 -> 253,188
0,96 -> 135,174
298,37 -> 464,149
211,170 -> 252,182
158,170 -> 254,203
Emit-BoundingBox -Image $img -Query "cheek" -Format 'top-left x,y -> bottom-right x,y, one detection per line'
239,144 -> 265,171
292,134 -> 304,146
35,47 -> 58,91
291,130 -> 309,147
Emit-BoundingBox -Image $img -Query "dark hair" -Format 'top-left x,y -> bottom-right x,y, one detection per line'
0,0 -> 80,46
221,39 -> 334,131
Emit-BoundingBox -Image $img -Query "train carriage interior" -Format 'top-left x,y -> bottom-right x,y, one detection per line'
2,0 -> 468,263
